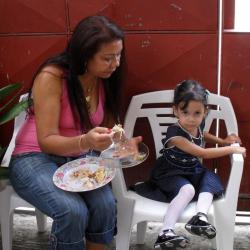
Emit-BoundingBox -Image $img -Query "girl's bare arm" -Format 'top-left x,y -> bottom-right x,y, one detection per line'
204,132 -> 242,146
168,136 -> 246,159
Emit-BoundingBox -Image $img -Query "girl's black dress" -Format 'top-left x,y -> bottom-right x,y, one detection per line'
131,122 -> 224,202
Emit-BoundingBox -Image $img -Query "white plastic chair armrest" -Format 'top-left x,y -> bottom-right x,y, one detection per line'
224,143 -> 244,201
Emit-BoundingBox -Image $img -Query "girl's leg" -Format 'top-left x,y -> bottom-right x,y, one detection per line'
162,184 -> 195,231
185,167 -> 222,239
10,153 -> 88,250
154,183 -> 194,248
196,192 -> 213,221
185,192 -> 216,239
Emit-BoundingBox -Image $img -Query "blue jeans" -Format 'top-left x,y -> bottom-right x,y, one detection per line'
9,152 -> 117,250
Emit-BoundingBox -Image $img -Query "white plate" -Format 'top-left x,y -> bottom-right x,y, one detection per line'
53,157 -> 116,192
100,142 -> 149,168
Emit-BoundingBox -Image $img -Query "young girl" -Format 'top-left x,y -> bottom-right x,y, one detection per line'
150,80 -> 246,249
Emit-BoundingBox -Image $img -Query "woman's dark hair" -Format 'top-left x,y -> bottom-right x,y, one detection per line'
173,79 -> 208,110
30,15 -> 125,130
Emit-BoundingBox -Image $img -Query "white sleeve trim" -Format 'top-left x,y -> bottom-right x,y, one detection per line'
163,136 -> 183,149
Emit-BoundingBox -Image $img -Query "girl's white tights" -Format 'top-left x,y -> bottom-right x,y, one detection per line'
196,192 -> 213,222
161,184 -> 195,232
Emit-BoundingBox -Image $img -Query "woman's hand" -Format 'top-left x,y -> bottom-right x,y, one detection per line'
113,136 -> 143,158
83,127 -> 113,151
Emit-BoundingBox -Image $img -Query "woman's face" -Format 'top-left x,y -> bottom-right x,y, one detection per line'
87,39 -> 123,78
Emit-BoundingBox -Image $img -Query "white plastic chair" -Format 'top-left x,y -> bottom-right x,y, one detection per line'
0,94 -> 47,250
112,90 -> 244,250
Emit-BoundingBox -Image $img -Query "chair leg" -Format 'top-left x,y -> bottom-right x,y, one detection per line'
35,208 -> 47,232
136,221 -> 147,244
212,204 -> 235,250
1,211 -> 13,250
115,199 -> 135,250
1,212 -> 13,250
0,189 -> 13,250
115,221 -> 133,250
213,220 -> 234,250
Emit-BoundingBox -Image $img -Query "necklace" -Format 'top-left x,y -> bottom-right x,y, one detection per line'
177,121 -> 203,146
84,81 -> 97,110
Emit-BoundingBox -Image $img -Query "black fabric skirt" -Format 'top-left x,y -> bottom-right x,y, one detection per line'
130,156 -> 224,203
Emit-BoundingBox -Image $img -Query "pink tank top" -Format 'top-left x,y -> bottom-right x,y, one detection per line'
13,80 -> 105,156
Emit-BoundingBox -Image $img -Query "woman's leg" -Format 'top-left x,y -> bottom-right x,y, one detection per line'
10,153 -> 88,250
85,241 -> 104,250
81,184 -> 116,246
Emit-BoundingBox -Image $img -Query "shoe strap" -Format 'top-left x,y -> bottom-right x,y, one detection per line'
197,212 -> 208,219
162,229 -> 175,234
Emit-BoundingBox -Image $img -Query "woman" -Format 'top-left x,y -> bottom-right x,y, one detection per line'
9,15 -> 140,250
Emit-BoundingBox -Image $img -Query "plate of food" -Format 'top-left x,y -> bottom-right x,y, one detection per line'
53,157 -> 116,192
100,141 -> 149,168
100,124 -> 149,168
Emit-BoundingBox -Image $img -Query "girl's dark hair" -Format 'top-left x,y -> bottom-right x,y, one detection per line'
30,15 -> 125,130
173,79 -> 208,110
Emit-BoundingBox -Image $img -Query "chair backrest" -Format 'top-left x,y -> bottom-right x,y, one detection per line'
124,90 -> 238,158
1,93 -> 28,167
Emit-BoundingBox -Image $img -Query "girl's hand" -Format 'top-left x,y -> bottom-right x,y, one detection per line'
84,127 -> 113,151
223,134 -> 242,145
231,146 -> 246,158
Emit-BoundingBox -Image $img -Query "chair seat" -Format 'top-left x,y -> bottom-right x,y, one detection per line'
128,190 -> 199,224
5,184 -> 34,209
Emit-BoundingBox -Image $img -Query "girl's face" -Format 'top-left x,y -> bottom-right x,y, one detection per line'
174,100 -> 207,134
86,39 -> 123,79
